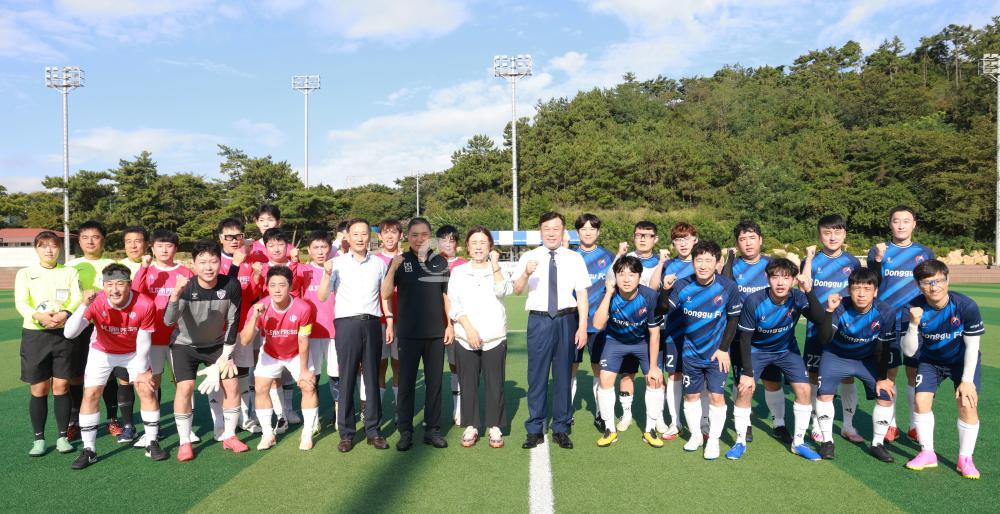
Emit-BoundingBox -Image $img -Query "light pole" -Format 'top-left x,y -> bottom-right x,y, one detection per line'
45,66 -> 84,261
292,75 -> 320,187
493,54 -> 532,231
981,54 -> 1000,265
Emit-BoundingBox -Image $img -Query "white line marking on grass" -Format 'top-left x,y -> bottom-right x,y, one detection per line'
529,435 -> 554,514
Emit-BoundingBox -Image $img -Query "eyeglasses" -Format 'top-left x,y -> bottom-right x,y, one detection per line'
634,233 -> 656,240
672,236 -> 696,244
222,234 -> 245,241
918,278 -> 947,288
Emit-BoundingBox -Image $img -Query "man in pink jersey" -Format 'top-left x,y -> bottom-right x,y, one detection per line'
64,264 -> 167,468
247,204 -> 290,264
295,230 -> 338,435
437,224 -> 467,425
240,266 -> 319,450
373,219 -> 403,421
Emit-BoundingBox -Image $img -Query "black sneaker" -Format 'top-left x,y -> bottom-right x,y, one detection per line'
275,417 -> 289,435
117,424 -> 137,444
746,425 -> 754,443
71,449 -> 97,470
774,425 -> 793,445
819,441 -> 835,460
594,416 -> 606,433
396,432 -> 413,452
870,444 -> 895,463
145,440 -> 169,461
423,433 -> 448,448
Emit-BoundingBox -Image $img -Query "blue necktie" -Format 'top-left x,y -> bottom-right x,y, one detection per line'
548,250 -> 558,317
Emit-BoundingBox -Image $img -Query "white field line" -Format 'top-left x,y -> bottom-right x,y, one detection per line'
529,434 -> 555,514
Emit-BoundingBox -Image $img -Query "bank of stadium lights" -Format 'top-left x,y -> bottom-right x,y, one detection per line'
45,66 -> 84,260
980,54 -> 1000,266
493,54 -> 532,231
292,75 -> 321,187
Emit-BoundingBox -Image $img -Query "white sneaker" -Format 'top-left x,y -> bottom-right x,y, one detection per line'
132,433 -> 150,448
312,417 -> 321,437
299,434 -> 313,451
242,419 -> 262,434
213,425 -> 225,442
616,413 -> 633,432
257,435 -> 276,451
274,417 -> 288,435
683,435 -> 702,452
655,418 -> 670,434
189,432 -> 201,443
286,410 -> 303,425
662,424 -> 680,439
704,438 -> 720,460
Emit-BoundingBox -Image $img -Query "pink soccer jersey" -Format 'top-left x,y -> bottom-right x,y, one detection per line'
85,291 -> 157,354
295,262 -> 335,339
248,238 -> 292,265
256,297 -> 315,360
447,256 -> 467,271
133,263 -> 194,346
221,253 -> 263,330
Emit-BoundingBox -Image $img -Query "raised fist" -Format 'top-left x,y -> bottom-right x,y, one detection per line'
909,306 -> 923,323
806,245 -> 817,259
659,248 -> 670,262
323,259 -> 333,274
253,302 -> 267,316
489,250 -> 500,266
605,269 -> 616,289
232,248 -> 247,266
173,275 -> 189,292
617,242 -> 628,257
82,289 -> 98,306
525,259 -> 538,276
796,274 -> 812,293
392,254 -> 405,268
875,242 -> 887,262
662,273 -> 677,290
141,254 -> 153,267
827,293 -> 842,312
289,245 -> 300,261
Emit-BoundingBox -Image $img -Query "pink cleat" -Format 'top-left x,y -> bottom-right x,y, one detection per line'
957,456 -> 980,480
222,436 -> 249,453
176,443 -> 195,462
905,450 -> 938,471
841,428 -> 864,443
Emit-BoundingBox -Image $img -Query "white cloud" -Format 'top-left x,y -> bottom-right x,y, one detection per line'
375,86 -> 420,106
160,58 -> 255,78
313,0 -> 471,42
68,127 -> 221,165
549,51 -> 587,76
233,119 -> 285,148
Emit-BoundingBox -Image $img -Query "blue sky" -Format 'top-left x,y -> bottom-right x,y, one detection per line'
1,0 -> 996,192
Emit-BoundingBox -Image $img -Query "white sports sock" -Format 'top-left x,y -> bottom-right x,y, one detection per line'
957,420 -> 979,457
733,406 -> 751,444
707,403 -> 726,440
597,387 -> 617,432
809,384 -> 819,431
906,385 -> 916,430
302,408 -> 318,436
765,388 -> 786,427
792,402 -> 812,446
815,400 -> 835,443
175,412 -> 193,444
667,378 -> 682,427
270,387 -> 284,417
359,375 -> 367,402
256,408 -> 274,438
209,389 -> 225,433
619,392 -> 633,417
141,410 -> 160,441
683,399 -> 702,437
80,412 -> 100,451
872,404 -> 893,445
913,411 -> 934,452
592,381 -> 601,417
840,382 -> 858,432
889,393 -> 898,428
222,407 -> 239,439
571,377 -> 577,405
644,387 -> 664,432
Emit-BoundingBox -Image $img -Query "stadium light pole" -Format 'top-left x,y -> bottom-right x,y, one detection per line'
45,66 -> 84,261
292,75 -> 320,187
493,54 -> 532,231
981,54 -> 1000,266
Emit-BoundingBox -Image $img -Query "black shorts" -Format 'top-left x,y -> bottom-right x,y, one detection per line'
112,367 -> 130,382
170,344 -> 224,382
20,328 -> 85,383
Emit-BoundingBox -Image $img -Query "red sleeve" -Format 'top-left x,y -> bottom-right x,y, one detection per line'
83,299 -> 97,323
255,300 -> 267,330
303,301 -> 316,326
132,266 -> 150,294
181,267 -> 194,278
139,300 -> 157,332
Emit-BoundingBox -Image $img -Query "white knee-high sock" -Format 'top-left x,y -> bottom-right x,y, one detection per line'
957,420 -> 979,457
270,387 -> 284,417
707,404 -> 726,440
619,392 -> 633,418
733,406 -> 751,444
872,404 -> 893,445
913,411 -> 934,452
80,412 -> 100,451
209,389 -> 225,433
683,399 -> 703,437
840,382 -> 858,432
302,408 -> 318,437
644,387 -> 664,432
222,407 -> 239,439
765,389 -> 786,426
667,378 -> 682,427
792,402 -> 812,446
140,410 -> 160,441
175,412 -> 193,444
598,387 -> 617,432
592,381 -> 601,417
815,399 -> 835,443
256,408 -> 274,438
809,384 -> 819,430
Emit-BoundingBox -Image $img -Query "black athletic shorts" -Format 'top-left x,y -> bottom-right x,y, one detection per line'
170,344 -> 224,382
20,328 -> 85,383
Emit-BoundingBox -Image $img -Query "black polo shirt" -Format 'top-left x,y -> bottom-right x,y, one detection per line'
394,250 -> 450,339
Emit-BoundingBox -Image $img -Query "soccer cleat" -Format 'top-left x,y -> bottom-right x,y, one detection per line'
593,416 -> 606,433
661,425 -> 679,441
643,431 -> 664,448
66,423 -> 80,441
286,409 -> 303,425
841,428 -> 864,443
791,443 -> 822,461
117,425 -> 137,444
811,430 -> 823,443
256,435 -> 276,451
655,419 -> 670,434
616,413 -> 633,432
907,427 -> 919,442
461,426 -> 479,448
683,435 -> 703,452
299,434 -> 314,451
884,426 -> 900,443
133,433 -> 150,448
703,438 -> 720,460
71,449 -> 97,470
819,441 -> 836,460
905,450 -> 939,471
488,427 -> 504,448
145,440 -> 169,461
773,425 -> 793,445
869,444 -> 894,463
176,443 -> 195,462
222,436 -> 249,453
189,431 -> 201,443
597,430 -> 619,447
242,418 -> 262,434
56,437 -> 74,454
726,442 -> 747,460
957,456 -> 980,479
746,426 -> 754,443
274,417 -> 289,435
29,440 -> 46,457
107,419 -> 123,437
312,418 -> 321,438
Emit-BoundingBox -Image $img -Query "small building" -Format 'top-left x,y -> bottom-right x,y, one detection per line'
0,228 -> 72,268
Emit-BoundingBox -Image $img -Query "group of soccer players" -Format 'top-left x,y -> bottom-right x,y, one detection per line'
15,204 -> 983,479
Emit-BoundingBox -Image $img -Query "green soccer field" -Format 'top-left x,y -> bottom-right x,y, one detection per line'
0,287 -> 995,513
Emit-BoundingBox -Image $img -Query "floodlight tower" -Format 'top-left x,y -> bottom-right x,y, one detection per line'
292,75 -> 321,187
980,54 -> 1000,265
45,66 -> 84,260
493,54 -> 532,231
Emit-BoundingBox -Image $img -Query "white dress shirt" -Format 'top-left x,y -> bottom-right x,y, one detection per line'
514,246 -> 591,312
328,251 -> 387,318
448,262 -> 513,351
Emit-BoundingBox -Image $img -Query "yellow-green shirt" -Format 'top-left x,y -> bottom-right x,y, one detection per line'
14,264 -> 83,330
119,258 -> 142,278
66,256 -> 117,290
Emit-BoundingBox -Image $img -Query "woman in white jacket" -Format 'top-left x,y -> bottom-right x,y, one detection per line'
449,226 -> 513,448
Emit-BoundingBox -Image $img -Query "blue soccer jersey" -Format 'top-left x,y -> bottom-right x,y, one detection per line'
627,251 -> 660,287
910,292 -> 984,365
829,300 -> 897,360
738,288 -> 810,353
605,285 -> 662,345
668,274 -> 742,367
661,257 -> 694,345
662,257 -> 695,281
731,256 -> 770,300
576,246 -> 616,333
867,242 -> 934,312
806,251 -> 861,341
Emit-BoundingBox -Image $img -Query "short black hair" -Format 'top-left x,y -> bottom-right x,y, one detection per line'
889,205 -> 916,221
192,239 -> 222,260
150,228 -> 179,246
408,217 -> 432,233
538,211 -> 565,227
122,226 -> 148,242
101,263 -> 132,282
691,240 -> 721,261
613,255 -> 643,275
634,220 -> 657,234
217,217 -> 245,235
255,204 -> 281,220
913,260 -> 948,282
575,213 -> 601,230
817,214 -> 846,231
34,231 -> 61,247
266,265 -> 294,285
262,228 -> 289,244
848,268 -> 879,288
765,258 -> 799,277
78,220 -> 107,238
379,219 -> 402,233
346,218 -> 370,232
436,224 -> 460,239
303,230 -> 331,247
337,220 -> 350,233
733,219 -> 762,239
